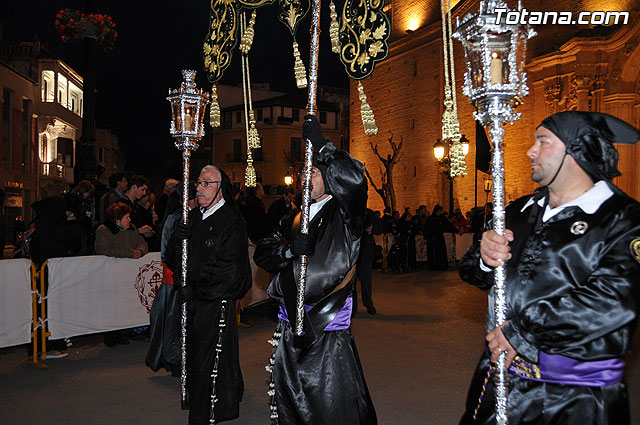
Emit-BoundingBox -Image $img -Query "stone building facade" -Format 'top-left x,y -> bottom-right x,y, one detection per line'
350,0 -> 640,214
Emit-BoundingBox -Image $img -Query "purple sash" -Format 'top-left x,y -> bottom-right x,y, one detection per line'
509,351 -> 624,387
278,295 -> 353,331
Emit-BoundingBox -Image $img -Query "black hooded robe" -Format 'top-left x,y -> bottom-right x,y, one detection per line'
254,142 -> 377,425
166,200 -> 251,424
457,183 -> 640,425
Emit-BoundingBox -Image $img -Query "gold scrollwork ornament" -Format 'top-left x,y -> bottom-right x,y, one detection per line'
339,0 -> 390,79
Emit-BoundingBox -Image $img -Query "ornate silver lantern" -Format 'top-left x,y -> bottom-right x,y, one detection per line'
454,2 -> 535,424
166,69 -> 210,407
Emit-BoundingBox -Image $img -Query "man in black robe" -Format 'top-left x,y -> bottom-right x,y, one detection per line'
254,115 -> 377,424
458,111 -> 640,424
166,165 -> 251,424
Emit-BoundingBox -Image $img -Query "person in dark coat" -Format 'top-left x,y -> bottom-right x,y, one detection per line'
353,208 -> 382,315
146,182 -> 196,376
458,111 -> 640,425
166,165 -> 251,424
255,115 -> 376,424
425,204 -> 455,270
99,172 -> 128,224
94,202 -> 148,259
29,195 -> 85,358
240,182 -> 271,243
267,186 -> 296,231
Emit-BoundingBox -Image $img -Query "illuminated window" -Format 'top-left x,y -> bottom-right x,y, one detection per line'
41,71 -> 55,102
57,73 -> 68,107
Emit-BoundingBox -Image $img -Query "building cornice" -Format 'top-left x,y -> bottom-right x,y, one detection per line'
527,13 -> 640,73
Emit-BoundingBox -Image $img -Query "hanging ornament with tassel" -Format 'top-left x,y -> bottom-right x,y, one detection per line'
277,0 -> 310,88
333,0 -> 390,136
329,1 -> 340,53
209,85 -> 221,128
292,41 -> 308,88
245,149 -> 257,187
440,0 -> 466,178
358,81 -> 378,135
240,11 -> 260,187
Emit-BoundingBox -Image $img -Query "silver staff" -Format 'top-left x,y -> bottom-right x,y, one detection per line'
295,0 -> 322,339
167,70 -> 210,406
454,2 -> 535,423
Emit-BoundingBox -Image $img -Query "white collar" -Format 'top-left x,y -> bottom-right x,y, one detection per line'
310,195 -> 332,221
201,197 -> 225,220
520,180 -> 613,221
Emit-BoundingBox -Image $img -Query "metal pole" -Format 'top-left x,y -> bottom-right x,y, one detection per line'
489,114 -> 508,425
295,0 -> 321,339
180,146 -> 191,407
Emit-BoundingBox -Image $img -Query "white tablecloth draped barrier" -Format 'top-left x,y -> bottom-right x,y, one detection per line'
46,254 -> 161,339
0,259 -> 32,348
0,246 -> 272,348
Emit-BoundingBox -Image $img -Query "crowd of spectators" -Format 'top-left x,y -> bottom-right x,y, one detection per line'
371,203 -> 491,273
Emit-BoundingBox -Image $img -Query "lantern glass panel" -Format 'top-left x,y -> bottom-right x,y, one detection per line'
468,40 -> 484,88
184,102 -> 198,132
196,103 -> 207,132
171,101 -> 182,130
487,32 -> 512,85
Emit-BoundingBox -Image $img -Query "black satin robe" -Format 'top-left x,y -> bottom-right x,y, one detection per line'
458,182 -> 640,425
254,142 -> 377,425
165,202 -> 251,424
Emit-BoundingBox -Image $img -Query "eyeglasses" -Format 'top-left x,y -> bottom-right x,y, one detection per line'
196,180 -> 220,188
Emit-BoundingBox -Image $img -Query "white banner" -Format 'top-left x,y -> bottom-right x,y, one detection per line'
0,259 -> 32,348
47,253 -> 162,339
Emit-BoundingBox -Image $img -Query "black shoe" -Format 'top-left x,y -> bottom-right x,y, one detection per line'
366,305 -> 377,315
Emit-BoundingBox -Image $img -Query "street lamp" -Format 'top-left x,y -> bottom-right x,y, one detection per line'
454,1 -> 535,422
433,135 -> 469,214
284,173 -> 293,186
167,69 -> 209,408
483,174 -> 493,204
460,134 -> 470,156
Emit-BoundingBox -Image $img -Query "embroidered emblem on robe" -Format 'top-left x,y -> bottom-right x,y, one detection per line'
631,239 -> 640,264
570,221 -> 588,235
205,239 -> 215,247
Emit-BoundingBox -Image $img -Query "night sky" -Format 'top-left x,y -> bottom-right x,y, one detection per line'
2,1 -> 348,178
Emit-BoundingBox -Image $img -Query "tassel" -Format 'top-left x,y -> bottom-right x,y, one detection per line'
449,139 -> 468,178
248,110 -> 261,149
239,11 -> 256,54
245,150 -> 256,187
329,1 -> 340,53
292,41 -> 307,88
358,81 -> 378,135
209,85 -> 220,128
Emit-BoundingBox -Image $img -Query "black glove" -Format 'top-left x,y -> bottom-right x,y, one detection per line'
175,221 -> 192,240
290,233 -> 315,256
302,115 -> 326,151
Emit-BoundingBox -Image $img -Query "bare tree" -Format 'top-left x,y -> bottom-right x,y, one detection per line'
364,166 -> 390,209
366,131 -> 403,211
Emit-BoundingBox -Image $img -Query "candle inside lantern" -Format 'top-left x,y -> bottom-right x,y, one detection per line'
184,109 -> 193,131
490,52 -> 502,84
